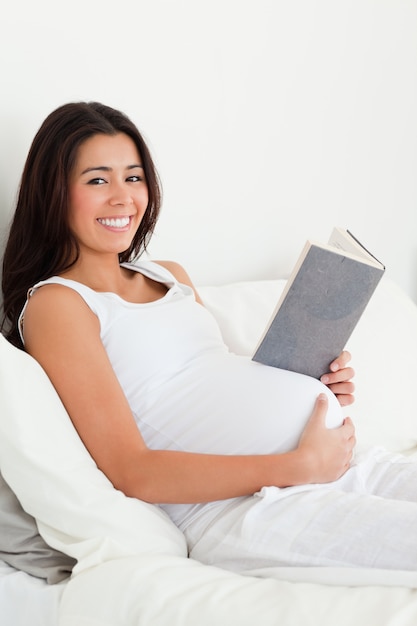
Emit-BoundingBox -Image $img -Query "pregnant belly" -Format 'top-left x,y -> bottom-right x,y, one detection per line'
133,353 -> 344,456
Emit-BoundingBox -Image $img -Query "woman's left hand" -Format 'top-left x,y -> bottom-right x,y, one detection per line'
320,350 -> 355,407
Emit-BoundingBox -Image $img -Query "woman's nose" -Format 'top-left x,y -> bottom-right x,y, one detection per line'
109,182 -> 132,206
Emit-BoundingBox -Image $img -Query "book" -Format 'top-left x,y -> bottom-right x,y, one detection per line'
252,228 -> 385,379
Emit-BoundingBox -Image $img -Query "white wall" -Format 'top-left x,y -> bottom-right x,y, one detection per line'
1,0 -> 416,301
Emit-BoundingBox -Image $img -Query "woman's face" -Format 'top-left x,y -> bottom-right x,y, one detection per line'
68,132 -> 149,259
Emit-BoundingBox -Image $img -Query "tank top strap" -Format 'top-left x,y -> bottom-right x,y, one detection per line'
120,260 -> 178,287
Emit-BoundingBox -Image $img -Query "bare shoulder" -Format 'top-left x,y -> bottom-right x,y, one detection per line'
153,260 -> 189,281
153,260 -> 203,304
25,282 -> 97,322
23,283 -> 100,348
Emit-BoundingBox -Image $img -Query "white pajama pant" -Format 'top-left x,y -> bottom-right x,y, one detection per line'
184,448 -> 417,572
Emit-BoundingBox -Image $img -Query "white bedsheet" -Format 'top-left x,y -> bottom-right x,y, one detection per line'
3,555 -> 417,626
59,556 -> 417,626
0,560 -> 63,626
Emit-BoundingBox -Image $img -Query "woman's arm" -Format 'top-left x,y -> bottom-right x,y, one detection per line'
23,285 -> 355,505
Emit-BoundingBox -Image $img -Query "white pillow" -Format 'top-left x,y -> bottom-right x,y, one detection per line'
199,276 -> 417,452
0,334 -> 187,576
345,277 -> 417,451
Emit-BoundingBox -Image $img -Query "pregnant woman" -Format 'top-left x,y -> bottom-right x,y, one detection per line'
3,101 -> 415,573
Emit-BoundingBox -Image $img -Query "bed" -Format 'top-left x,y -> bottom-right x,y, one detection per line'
1,274 -> 417,626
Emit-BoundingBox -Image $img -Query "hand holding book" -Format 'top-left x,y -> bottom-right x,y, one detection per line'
252,228 -> 385,379
320,349 -> 355,407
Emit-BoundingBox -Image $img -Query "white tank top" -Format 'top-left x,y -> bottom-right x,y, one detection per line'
20,260 -> 342,528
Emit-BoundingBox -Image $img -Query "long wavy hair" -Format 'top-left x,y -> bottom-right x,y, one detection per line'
1,102 -> 162,348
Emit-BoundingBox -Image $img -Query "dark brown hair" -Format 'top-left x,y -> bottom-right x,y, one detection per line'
1,102 -> 162,348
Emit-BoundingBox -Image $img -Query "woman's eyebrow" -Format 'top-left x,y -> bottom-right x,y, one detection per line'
80,164 -> 144,175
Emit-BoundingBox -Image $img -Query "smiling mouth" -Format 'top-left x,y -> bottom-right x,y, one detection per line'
97,217 -> 131,228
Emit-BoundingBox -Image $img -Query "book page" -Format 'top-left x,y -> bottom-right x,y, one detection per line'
328,228 -> 384,269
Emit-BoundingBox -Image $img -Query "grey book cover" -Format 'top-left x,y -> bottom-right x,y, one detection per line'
252,244 -> 385,379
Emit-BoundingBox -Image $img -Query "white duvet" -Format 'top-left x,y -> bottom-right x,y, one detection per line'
1,276 -> 417,625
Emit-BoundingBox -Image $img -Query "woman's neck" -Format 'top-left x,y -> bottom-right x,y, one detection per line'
59,254 -> 168,304
60,253 -> 131,294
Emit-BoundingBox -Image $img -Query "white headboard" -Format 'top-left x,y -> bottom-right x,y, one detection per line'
1,1 -> 416,302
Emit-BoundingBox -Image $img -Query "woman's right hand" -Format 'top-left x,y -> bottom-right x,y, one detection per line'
296,393 -> 356,484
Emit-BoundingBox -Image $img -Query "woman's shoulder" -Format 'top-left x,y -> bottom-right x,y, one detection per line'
24,278 -> 97,319
20,280 -> 98,346
24,281 -> 97,328
124,259 -> 201,301
27,280 -> 89,305
153,260 -> 189,281
152,260 -> 203,304
125,258 -> 185,281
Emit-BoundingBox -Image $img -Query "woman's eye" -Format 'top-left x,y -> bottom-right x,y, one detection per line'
88,177 -> 106,185
127,175 -> 143,183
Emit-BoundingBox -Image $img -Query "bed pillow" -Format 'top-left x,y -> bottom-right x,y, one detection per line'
199,276 -> 417,452
0,333 -> 187,577
0,470 -> 76,583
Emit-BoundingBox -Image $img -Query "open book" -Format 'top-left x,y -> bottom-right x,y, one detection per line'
252,228 -> 385,379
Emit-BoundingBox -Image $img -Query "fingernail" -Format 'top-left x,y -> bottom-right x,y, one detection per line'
321,375 -> 329,383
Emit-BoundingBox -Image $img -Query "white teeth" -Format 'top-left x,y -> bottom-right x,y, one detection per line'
98,217 -> 130,228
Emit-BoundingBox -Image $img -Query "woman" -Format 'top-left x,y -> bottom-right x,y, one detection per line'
3,102 -> 416,572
